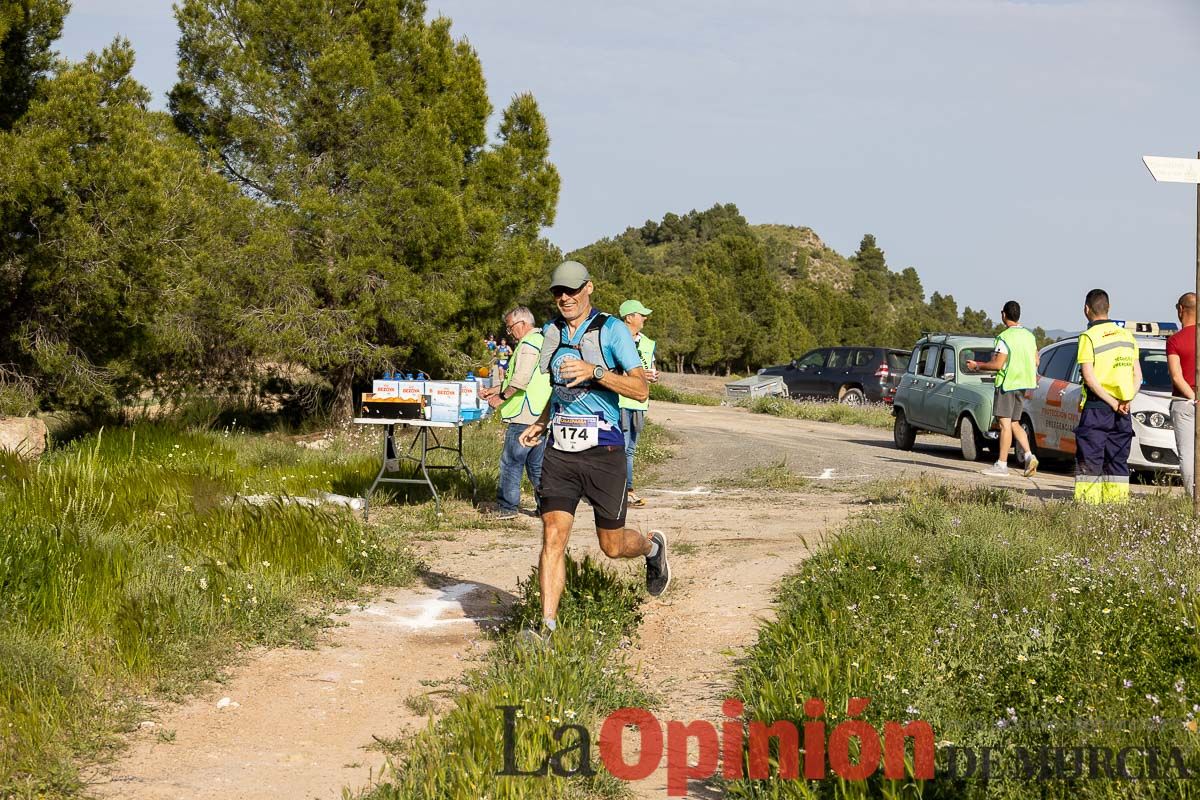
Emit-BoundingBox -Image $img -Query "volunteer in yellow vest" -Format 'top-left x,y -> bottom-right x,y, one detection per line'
618,299 -> 658,508
965,300 -> 1040,478
479,307 -> 551,520
1073,289 -> 1141,504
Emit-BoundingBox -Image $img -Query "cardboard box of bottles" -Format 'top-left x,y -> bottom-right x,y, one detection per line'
360,394 -> 424,419
373,380 -> 426,402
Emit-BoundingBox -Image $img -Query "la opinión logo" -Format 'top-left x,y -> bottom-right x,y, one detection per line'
498,696 -> 935,797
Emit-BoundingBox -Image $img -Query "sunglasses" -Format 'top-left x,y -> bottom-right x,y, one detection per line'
550,285 -> 586,299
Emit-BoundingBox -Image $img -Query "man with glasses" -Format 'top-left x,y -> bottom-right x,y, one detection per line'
519,261 -> 670,643
479,307 -> 551,520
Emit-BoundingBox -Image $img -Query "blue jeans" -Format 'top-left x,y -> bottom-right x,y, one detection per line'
619,408 -> 644,491
498,423 -> 546,513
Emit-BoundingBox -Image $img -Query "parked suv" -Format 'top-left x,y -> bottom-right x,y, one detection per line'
758,346 -> 910,405
891,334 -> 1002,461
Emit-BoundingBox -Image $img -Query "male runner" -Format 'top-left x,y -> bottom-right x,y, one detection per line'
519,260 -> 670,642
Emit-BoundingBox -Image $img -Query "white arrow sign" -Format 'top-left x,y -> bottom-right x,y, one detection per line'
1143,155 -> 1200,184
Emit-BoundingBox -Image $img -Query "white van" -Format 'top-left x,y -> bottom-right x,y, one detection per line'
1023,322 -> 1179,474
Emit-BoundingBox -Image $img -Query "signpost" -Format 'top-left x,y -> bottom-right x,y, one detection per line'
1143,153 -> 1200,515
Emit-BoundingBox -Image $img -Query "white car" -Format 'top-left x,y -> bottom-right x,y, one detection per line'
1023,323 -> 1179,474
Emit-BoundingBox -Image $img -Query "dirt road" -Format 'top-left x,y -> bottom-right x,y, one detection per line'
88,401 -> 1089,800
650,401 -> 1081,497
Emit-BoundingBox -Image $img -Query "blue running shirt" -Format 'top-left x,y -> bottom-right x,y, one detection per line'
544,311 -> 643,447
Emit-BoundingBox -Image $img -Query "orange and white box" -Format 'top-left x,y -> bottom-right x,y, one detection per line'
396,380 -> 425,402
372,380 -> 399,399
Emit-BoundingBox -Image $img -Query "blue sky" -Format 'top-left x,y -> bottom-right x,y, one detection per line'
59,0 -> 1200,330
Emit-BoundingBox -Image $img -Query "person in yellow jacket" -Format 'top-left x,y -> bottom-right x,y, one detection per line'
1073,289 -> 1142,504
480,306 -> 552,520
618,299 -> 658,508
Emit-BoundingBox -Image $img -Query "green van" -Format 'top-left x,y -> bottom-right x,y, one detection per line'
891,334 -> 1003,462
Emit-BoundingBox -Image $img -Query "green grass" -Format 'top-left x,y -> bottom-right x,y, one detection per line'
357,555 -> 653,799
717,460 -> 813,491
730,479 -> 1200,798
635,420 -> 675,467
747,396 -> 894,430
649,383 -> 721,406
0,418 -> 514,797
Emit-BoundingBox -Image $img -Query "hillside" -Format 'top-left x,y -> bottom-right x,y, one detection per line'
749,223 -> 854,290
566,203 -> 1026,375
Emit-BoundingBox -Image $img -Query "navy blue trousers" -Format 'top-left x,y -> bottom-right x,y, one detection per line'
1074,404 -> 1133,477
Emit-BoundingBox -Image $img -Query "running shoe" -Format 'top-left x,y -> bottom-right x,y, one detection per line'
518,623 -> 554,648
645,530 -> 670,597
1023,454 -> 1039,478
981,463 -> 1010,477
627,491 -> 647,508
494,510 -> 518,521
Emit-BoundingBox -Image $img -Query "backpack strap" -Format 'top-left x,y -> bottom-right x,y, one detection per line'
538,319 -> 566,376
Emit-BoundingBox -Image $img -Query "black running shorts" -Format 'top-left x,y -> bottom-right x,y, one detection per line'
538,445 -> 629,529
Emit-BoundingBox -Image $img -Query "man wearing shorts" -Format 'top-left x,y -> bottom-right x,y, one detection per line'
519,260 -> 670,642
966,300 -> 1040,478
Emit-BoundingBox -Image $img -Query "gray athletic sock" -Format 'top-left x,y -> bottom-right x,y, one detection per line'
543,617 -> 557,632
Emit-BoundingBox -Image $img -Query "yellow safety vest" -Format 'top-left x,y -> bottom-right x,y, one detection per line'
1077,322 -> 1138,408
500,331 -> 552,420
619,335 -> 656,411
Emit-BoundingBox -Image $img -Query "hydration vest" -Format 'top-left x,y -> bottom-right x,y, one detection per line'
539,312 -> 624,399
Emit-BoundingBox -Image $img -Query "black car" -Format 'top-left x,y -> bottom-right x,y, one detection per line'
758,346 -> 910,404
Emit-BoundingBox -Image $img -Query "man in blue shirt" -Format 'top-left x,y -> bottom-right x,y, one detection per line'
519,260 -> 671,643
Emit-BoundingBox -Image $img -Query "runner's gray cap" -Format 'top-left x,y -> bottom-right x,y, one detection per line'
549,260 -> 590,290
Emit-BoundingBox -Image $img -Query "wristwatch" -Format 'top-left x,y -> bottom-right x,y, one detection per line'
592,364 -> 607,381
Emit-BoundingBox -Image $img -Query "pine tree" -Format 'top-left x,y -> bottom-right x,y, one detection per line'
0,0 -> 66,130
171,0 -> 558,418
0,39 -> 259,410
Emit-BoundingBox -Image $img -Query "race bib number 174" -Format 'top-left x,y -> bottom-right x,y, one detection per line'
551,414 -> 599,453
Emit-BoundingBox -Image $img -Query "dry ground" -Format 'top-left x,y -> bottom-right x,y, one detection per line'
88,400 -> 1119,800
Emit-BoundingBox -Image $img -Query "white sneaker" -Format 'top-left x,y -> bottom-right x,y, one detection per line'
981,462 -> 1009,477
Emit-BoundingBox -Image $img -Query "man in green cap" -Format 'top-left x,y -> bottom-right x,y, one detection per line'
618,299 -> 658,508
519,261 -> 670,644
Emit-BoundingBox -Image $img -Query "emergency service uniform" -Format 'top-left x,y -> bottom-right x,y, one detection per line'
496,330 -> 552,515
1074,320 -> 1139,503
619,332 -> 656,495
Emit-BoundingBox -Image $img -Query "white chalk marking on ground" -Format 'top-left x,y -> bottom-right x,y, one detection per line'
358,583 -> 485,630
232,492 -> 364,510
799,468 -> 870,480
656,487 -> 713,495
